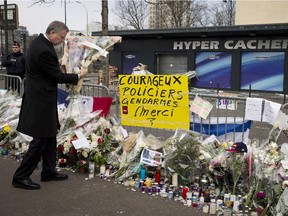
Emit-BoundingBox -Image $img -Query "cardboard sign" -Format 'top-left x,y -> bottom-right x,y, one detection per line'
119,75 -> 190,130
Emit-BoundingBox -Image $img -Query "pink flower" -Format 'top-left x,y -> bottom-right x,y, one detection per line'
256,191 -> 266,199
98,138 -> 102,143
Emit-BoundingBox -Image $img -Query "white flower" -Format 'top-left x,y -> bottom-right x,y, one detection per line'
270,142 -> 278,148
199,155 -> 205,161
90,141 -> 98,150
282,180 -> 288,189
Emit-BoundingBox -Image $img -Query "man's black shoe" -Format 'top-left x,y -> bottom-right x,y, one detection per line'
41,173 -> 68,182
12,178 -> 41,190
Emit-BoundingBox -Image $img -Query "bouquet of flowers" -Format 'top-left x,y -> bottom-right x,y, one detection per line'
61,35 -> 121,93
245,139 -> 285,215
89,124 -> 114,166
163,129 -> 204,185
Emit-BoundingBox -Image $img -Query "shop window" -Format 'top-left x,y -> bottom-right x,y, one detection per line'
195,52 -> 232,89
240,52 -> 284,92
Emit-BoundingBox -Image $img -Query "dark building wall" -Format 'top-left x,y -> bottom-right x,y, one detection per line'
98,25 -> 288,93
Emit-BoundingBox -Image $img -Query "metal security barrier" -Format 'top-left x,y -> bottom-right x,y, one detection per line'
189,91 -> 248,143
0,74 -> 23,96
58,82 -> 110,98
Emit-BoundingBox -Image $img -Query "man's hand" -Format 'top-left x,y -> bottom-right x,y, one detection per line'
79,66 -> 88,79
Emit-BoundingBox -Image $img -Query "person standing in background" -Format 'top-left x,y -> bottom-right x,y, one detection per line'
12,20 -> 88,190
1,41 -> 26,93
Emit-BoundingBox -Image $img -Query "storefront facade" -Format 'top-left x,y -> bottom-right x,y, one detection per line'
93,23 -> 288,93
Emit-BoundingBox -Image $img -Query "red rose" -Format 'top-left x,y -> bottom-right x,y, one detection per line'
57,144 -> 64,153
98,138 -> 102,143
104,128 -> 110,134
70,147 -> 77,155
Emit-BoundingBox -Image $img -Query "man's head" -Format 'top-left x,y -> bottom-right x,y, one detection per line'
45,21 -> 69,46
12,41 -> 21,53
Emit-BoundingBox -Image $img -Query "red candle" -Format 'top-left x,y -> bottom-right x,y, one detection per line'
155,169 -> 161,184
182,186 -> 188,199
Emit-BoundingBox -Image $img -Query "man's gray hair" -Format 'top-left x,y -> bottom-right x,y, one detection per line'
45,21 -> 69,34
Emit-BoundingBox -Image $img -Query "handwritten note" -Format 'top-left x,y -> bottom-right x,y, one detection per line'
263,100 -> 281,125
190,96 -> 213,119
245,98 -> 263,121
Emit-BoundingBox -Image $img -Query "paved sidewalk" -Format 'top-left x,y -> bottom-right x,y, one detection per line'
0,156 -> 207,216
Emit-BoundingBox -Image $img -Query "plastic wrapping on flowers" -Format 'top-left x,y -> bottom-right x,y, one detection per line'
245,138 -> 286,215
111,130 -> 147,181
0,92 -> 22,149
109,130 -> 165,182
275,187 -> 288,215
61,35 -> 121,93
163,129 -> 205,185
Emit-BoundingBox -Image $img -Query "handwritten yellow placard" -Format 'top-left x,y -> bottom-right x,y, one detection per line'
119,75 -> 189,130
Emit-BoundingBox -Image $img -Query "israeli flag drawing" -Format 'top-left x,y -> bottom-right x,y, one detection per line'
190,114 -> 251,144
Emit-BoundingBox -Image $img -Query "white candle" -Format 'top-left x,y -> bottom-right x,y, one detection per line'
88,161 -> 95,179
15,141 -> 20,149
209,202 -> 217,214
100,164 -> 106,175
216,199 -> 223,209
21,142 -> 27,152
105,169 -> 110,177
203,203 -> 209,213
230,194 -> 236,202
233,201 -> 240,213
172,173 -> 178,187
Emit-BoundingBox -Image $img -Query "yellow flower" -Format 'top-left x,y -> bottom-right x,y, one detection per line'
4,125 -> 10,133
270,148 -> 279,156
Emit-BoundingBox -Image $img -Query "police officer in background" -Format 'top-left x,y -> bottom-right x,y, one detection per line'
1,41 -> 26,93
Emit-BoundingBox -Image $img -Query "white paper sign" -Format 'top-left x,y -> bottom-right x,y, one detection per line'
216,99 -> 237,110
245,97 -> 263,121
190,96 -> 213,119
72,138 -> 90,149
262,100 -> 282,125
74,130 -> 86,139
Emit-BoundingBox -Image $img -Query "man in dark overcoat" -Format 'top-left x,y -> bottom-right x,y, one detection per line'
12,21 -> 88,190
